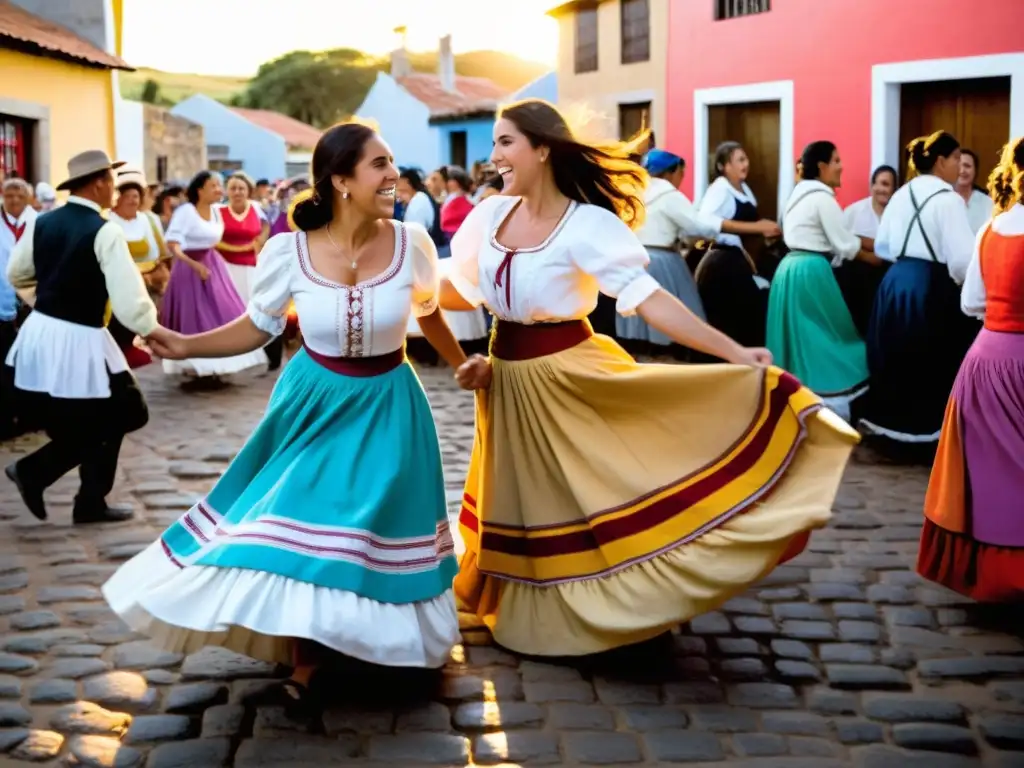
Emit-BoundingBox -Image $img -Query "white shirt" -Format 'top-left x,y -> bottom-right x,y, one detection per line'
247,221 -> 438,358
782,180 -> 861,264
961,188 -> 995,234
843,197 -> 882,241
635,177 -> 723,246
0,206 -> 37,320
874,175 -> 974,284
7,197 -> 157,337
164,202 -> 224,251
697,177 -> 757,248
447,195 -> 660,323
961,203 -> 1024,319
107,210 -> 163,265
403,191 -> 436,232
6,197 -> 158,398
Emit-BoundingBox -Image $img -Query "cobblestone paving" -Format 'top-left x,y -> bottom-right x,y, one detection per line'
0,362 -> 1023,767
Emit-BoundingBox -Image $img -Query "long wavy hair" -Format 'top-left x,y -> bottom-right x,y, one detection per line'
988,136 -> 1024,214
498,99 -> 648,230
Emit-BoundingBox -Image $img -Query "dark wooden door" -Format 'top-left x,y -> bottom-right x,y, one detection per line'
449,131 -> 468,170
619,102 -> 651,142
899,76 -> 1011,184
707,101 -> 781,221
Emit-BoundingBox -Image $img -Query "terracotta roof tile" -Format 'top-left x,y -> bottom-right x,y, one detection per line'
229,107 -> 322,150
397,74 -> 508,119
0,0 -> 130,70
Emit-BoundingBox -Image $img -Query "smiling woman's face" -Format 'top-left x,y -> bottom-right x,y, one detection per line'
491,117 -> 545,197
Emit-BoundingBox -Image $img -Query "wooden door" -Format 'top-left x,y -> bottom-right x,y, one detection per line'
899,76 -> 1011,184
707,101 -> 781,221
449,131 -> 467,170
619,101 -> 651,142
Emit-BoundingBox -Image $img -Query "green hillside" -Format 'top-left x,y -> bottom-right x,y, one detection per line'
120,51 -> 550,106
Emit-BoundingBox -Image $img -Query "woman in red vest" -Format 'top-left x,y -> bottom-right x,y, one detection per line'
216,172 -> 269,303
919,136 -> 1024,601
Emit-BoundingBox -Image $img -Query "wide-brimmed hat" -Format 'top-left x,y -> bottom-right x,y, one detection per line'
115,165 -> 146,190
56,149 -> 125,191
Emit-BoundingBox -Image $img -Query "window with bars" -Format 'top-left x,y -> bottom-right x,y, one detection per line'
574,5 -> 599,74
620,0 -> 650,64
715,0 -> 770,20
0,118 -> 25,179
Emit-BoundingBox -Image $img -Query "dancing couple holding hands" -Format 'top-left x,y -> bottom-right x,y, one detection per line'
103,100 -> 855,711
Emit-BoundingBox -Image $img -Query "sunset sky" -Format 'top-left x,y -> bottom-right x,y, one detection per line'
121,0 -> 560,75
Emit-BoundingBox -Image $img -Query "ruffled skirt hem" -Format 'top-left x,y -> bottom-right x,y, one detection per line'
103,541 -> 460,668
162,348 -> 267,378
916,519 -> 1024,603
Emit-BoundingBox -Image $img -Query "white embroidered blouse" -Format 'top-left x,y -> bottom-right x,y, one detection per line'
247,221 -> 439,357
164,203 -> 224,251
447,195 -> 660,323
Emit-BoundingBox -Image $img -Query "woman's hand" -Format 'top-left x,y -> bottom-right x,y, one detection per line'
729,346 -> 773,368
755,219 -> 782,238
455,354 -> 492,391
192,261 -> 210,281
144,326 -> 190,360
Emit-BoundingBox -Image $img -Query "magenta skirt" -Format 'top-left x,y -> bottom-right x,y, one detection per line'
160,248 -> 247,335
954,328 -> 1024,545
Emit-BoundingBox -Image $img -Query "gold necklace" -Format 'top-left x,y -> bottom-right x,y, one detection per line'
326,224 -> 360,270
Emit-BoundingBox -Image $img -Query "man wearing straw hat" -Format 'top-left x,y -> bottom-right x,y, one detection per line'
3,149 -> 158,524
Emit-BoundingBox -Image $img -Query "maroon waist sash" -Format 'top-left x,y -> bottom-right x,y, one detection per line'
302,343 -> 405,377
491,319 -> 593,361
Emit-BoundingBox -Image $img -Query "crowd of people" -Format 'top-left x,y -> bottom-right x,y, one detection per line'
0,96 -> 1021,713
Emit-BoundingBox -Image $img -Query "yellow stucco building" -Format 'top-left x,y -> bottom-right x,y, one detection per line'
0,0 -> 130,187
548,0 -> 667,143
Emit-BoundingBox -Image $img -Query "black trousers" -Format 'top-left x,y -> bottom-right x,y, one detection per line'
13,370 -> 149,510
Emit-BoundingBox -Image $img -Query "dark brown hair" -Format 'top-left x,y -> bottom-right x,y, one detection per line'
713,141 -> 744,180
290,121 -> 373,232
907,131 -> 960,176
498,99 -> 648,230
988,136 -> 1024,214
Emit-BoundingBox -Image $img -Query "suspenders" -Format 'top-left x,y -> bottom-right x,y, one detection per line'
898,185 -> 951,262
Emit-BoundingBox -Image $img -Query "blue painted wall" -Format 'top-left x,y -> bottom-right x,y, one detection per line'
435,118 -> 495,169
356,72 -> 440,173
513,72 -> 558,103
170,94 -> 286,181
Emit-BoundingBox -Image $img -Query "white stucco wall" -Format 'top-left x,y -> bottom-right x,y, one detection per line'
115,98 -> 145,168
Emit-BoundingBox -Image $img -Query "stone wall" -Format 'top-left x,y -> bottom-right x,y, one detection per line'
143,105 -> 206,184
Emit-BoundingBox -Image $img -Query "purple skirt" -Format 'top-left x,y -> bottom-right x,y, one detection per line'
161,249 -> 247,335
955,327 -> 1024,546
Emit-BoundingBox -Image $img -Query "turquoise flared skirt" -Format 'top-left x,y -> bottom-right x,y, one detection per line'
767,252 -> 869,403
158,348 -> 457,604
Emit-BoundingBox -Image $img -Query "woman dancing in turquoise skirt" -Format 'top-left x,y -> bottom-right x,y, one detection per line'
767,141 -> 873,421
102,122 -> 490,711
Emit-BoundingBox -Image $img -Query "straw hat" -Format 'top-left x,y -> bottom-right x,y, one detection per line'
115,165 -> 147,190
55,149 -> 125,191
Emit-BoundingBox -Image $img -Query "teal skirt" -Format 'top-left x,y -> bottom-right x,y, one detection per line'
767,252 -> 869,401
159,348 -> 457,604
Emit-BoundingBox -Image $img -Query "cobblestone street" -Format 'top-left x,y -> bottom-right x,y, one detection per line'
0,363 -> 1022,767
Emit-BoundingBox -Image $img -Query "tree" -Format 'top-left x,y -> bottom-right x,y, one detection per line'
140,78 -> 161,104
240,49 -> 383,128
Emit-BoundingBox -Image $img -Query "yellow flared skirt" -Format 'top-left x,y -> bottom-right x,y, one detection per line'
454,334 -> 859,656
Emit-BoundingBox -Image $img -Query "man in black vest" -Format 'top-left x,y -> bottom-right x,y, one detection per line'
4,149 -> 158,524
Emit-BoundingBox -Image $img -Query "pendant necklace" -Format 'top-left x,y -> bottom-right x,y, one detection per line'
326,224 -> 360,269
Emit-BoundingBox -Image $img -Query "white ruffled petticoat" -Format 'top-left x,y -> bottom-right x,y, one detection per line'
102,540 -> 460,668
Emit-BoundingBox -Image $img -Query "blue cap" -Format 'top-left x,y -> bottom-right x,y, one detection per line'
643,149 -> 683,176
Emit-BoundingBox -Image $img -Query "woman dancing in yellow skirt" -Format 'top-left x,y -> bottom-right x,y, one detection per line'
440,99 -> 860,657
